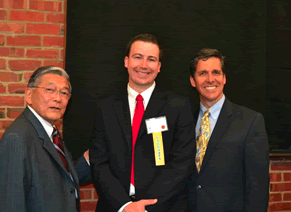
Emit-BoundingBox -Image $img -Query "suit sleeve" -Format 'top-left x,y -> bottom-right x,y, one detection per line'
145,98 -> 196,211
244,113 -> 269,211
75,156 -> 92,185
90,107 -> 132,211
0,133 -> 31,212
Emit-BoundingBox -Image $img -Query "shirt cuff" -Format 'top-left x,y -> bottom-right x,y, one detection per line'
118,201 -> 132,212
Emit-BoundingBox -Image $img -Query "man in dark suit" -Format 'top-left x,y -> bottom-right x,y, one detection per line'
0,66 -> 91,212
187,48 -> 269,212
90,33 -> 195,212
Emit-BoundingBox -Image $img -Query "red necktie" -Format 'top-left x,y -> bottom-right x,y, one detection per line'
52,127 -> 70,172
131,94 -> 144,186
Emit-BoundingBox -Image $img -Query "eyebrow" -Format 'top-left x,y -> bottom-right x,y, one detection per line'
46,82 -> 70,90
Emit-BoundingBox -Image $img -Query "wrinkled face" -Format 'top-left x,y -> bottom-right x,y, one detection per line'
190,57 -> 226,109
25,74 -> 70,126
124,41 -> 161,93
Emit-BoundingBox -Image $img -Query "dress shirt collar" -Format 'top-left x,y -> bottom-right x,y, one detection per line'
127,81 -> 156,109
27,105 -> 55,142
199,94 -> 225,120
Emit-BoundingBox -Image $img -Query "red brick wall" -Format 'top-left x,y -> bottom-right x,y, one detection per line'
269,157 -> 291,211
0,1 -> 290,211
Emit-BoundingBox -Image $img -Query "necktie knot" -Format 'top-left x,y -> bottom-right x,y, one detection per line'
204,110 -> 210,118
136,94 -> 143,102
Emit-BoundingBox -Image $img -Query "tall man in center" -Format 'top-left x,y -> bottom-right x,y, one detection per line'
90,33 -> 195,212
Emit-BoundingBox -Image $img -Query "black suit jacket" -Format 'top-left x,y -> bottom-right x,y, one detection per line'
0,107 -> 91,212
90,87 -> 196,212
187,98 -> 269,212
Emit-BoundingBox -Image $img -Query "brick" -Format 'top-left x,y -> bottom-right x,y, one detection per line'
23,71 -> 33,82
0,34 -> 4,45
0,83 -> 5,93
80,201 -> 98,211
284,192 -> 291,201
270,182 -> 291,192
0,10 -> 7,20
9,60 -> 41,71
7,108 -> 24,118
0,120 -> 13,130
80,190 -> 92,200
9,10 -> 44,22
268,202 -> 291,211
8,83 -> 26,93
60,49 -> 64,60
0,96 -> 24,106
43,36 -> 64,47
7,35 -> 41,46
27,49 -> 59,59
284,173 -> 291,181
0,22 -> 24,33
29,1 -> 62,12
271,162 -> 291,171
46,13 -> 64,23
80,182 -> 95,189
270,173 -> 282,182
60,24 -> 64,35
0,47 -> 24,57
93,190 -> 99,200
43,61 -> 64,68
0,0 -> 27,9
269,193 -> 282,202
27,23 -> 60,35
0,58 -> 6,69
0,72 -> 20,82
0,108 -> 5,118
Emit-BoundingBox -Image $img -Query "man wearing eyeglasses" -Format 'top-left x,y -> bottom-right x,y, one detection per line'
0,66 -> 91,212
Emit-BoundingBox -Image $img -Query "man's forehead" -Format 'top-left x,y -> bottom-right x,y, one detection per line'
130,41 -> 160,55
39,74 -> 69,86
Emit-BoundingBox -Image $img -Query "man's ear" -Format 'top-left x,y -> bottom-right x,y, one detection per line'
25,87 -> 33,105
190,76 -> 196,88
124,56 -> 129,68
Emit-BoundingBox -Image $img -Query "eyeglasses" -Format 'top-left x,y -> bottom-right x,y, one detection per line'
32,85 -> 71,99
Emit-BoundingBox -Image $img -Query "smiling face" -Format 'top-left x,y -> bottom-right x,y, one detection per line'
124,41 -> 161,93
25,74 -> 70,126
190,57 -> 226,109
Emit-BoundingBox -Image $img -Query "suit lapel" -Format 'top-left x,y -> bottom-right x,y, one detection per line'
113,93 -> 132,149
23,107 -> 72,175
137,87 -> 167,141
199,99 -> 233,173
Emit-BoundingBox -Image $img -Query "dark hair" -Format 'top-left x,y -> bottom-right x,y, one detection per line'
189,48 -> 225,77
126,33 -> 163,59
27,66 -> 72,92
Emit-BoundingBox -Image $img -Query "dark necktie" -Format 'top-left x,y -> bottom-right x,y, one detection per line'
52,127 -> 69,172
131,94 -> 144,186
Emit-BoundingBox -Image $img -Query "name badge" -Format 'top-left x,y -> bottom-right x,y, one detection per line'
145,116 -> 168,166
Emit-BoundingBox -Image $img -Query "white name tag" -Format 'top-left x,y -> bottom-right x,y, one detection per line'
145,116 -> 168,134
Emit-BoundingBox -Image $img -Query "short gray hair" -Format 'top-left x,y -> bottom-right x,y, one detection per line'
27,66 -> 72,92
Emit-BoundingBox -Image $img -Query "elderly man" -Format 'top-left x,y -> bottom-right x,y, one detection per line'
90,33 -> 195,212
0,66 -> 90,212
187,48 -> 269,212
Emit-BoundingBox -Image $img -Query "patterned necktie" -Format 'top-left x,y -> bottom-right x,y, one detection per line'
196,110 -> 210,172
52,127 -> 69,172
131,94 -> 144,186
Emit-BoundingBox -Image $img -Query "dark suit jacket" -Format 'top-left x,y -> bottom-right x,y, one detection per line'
187,98 -> 269,212
90,87 -> 196,212
0,107 -> 90,212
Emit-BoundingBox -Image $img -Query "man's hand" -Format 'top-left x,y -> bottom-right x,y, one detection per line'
123,199 -> 157,212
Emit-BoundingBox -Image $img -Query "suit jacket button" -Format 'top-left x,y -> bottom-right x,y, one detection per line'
70,188 -> 75,194
197,185 -> 202,189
